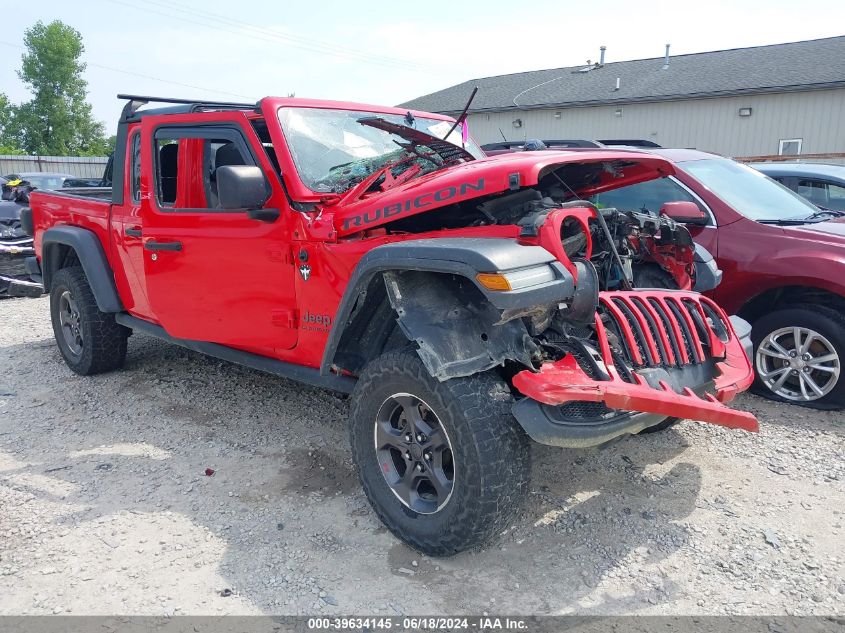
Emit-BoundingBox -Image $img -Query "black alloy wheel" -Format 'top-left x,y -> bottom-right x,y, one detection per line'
374,393 -> 455,514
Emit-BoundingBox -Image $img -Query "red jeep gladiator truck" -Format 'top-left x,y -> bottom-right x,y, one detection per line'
22,95 -> 758,555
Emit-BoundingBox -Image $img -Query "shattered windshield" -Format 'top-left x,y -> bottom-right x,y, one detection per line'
278,107 -> 484,193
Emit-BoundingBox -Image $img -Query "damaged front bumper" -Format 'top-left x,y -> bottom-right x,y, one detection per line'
511,290 -> 758,447
0,239 -> 43,297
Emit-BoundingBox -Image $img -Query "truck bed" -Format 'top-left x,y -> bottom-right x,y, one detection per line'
50,187 -> 113,201
30,188 -> 114,256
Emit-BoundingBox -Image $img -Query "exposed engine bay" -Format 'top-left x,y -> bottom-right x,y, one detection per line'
359,161 -> 752,436
371,161 -> 698,293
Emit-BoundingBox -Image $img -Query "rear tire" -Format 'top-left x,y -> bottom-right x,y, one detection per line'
751,306 -> 844,409
349,349 -> 530,556
50,266 -> 129,375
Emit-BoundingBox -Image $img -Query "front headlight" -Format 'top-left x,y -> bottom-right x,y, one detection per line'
476,265 -> 557,291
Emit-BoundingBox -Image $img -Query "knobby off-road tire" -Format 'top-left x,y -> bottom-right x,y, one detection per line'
49,266 -> 129,375
349,349 -> 531,556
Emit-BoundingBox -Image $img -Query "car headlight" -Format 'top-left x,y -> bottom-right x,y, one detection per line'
476,265 -> 557,291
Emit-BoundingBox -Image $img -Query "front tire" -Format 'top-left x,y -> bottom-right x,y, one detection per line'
349,349 -> 530,556
50,266 -> 129,375
751,306 -> 844,409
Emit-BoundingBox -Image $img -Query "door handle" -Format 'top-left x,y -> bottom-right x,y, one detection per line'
144,240 -> 183,252
125,227 -> 142,238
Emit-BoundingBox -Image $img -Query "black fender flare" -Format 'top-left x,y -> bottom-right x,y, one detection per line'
320,237 -> 574,375
41,226 -> 124,313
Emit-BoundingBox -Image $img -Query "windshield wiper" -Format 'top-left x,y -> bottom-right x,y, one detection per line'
803,209 -> 845,221
758,209 -> 845,225
757,218 -> 816,225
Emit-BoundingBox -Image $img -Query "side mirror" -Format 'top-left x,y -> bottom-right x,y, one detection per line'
660,200 -> 708,225
216,165 -> 270,211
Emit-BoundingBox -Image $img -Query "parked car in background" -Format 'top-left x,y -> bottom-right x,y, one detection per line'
481,139 -> 602,155
481,139 -> 661,156
751,163 -> 845,211
586,149 -> 845,408
0,179 -> 42,297
597,139 -> 662,148
62,177 -> 105,188
1,172 -> 75,191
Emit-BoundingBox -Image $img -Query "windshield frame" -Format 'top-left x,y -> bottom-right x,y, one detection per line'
276,105 -> 483,196
679,157 -> 821,223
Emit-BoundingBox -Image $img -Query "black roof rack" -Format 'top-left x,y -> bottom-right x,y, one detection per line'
117,94 -> 259,122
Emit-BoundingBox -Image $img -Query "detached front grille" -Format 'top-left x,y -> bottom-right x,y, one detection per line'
599,291 -> 730,369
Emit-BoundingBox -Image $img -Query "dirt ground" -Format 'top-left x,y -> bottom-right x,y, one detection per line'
0,296 -> 843,616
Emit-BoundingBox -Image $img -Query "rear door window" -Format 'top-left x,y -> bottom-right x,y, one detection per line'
795,179 -> 830,208
131,132 -> 141,202
826,182 -> 845,211
153,127 -> 257,211
795,179 -> 845,211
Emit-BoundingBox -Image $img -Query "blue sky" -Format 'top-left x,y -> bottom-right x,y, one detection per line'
2,0 -> 844,132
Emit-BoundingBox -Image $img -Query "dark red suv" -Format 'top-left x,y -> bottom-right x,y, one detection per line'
590,149 -> 845,409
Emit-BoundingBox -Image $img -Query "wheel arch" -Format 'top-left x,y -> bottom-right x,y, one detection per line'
738,284 -> 845,325
320,238 -> 575,380
42,226 -> 124,313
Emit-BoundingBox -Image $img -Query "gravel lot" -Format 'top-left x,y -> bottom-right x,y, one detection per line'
1,296 -> 843,616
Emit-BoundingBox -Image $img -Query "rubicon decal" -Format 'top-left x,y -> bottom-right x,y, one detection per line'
341,178 -> 486,231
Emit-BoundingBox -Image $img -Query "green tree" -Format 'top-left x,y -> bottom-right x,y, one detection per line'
12,21 -> 106,156
0,93 -> 20,153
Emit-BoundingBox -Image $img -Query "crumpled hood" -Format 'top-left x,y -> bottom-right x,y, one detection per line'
333,150 -> 676,236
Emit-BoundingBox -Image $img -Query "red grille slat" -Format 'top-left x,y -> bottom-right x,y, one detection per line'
600,291 -> 726,368
615,295 -> 663,365
599,297 -> 645,365
665,296 -> 706,363
648,297 -> 690,365
632,297 -> 676,365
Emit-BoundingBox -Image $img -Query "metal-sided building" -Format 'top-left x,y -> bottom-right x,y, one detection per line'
400,36 -> 845,158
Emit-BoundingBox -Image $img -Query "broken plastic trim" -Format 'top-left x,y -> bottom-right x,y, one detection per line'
512,290 -> 758,432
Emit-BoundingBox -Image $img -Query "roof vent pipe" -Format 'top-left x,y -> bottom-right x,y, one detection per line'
662,44 -> 670,69
599,46 -> 606,65
614,77 -> 620,91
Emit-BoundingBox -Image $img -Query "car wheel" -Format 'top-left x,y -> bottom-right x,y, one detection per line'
751,306 -> 844,409
50,266 -> 130,375
349,349 -> 530,556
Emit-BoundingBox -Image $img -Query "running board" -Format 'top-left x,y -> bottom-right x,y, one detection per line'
115,314 -> 356,394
